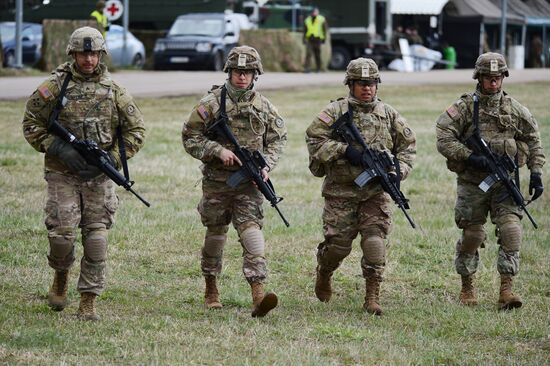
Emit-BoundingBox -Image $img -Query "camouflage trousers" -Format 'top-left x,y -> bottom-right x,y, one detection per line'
198,180 -> 266,283
317,192 -> 392,279
454,181 -> 522,276
44,172 -> 118,295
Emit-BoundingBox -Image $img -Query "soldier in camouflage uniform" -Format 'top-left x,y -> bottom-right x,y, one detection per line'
182,46 -> 287,317
22,27 -> 146,320
436,52 -> 544,310
305,58 -> 416,315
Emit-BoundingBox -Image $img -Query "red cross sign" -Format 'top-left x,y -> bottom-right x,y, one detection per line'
104,0 -> 124,21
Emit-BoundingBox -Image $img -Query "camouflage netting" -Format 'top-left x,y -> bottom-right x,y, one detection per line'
239,29 -> 331,72
39,19 -> 114,72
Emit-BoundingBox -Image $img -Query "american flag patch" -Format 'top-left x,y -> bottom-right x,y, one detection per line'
38,85 -> 53,101
318,112 -> 332,124
197,105 -> 210,120
446,105 -> 459,119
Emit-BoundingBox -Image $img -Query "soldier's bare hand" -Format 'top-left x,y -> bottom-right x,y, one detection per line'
219,148 -> 242,166
261,167 -> 269,182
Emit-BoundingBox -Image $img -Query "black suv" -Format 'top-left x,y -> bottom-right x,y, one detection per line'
153,12 -> 253,71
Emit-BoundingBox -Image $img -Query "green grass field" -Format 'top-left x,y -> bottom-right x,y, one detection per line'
1,81 -> 549,365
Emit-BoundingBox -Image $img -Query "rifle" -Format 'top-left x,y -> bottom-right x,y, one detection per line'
206,87 -> 289,227
465,94 -> 537,228
332,105 -> 416,228
47,73 -> 150,207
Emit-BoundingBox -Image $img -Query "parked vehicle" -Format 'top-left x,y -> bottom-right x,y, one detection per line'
0,21 -> 42,67
153,12 -> 253,71
106,25 -> 145,68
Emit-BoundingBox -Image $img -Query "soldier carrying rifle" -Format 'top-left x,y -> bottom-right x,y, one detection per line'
182,46 -> 287,317
22,27 -> 146,321
436,52 -> 545,310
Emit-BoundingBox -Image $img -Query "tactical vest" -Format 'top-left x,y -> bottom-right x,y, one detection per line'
204,87 -> 270,181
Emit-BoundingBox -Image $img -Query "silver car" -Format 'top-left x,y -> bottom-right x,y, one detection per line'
106,24 -> 145,68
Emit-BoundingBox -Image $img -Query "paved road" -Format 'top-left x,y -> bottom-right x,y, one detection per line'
2,68 -> 550,100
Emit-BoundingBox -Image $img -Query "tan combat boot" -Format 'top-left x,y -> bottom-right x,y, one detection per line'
204,275 -> 222,309
250,282 -> 278,318
48,270 -> 69,311
314,266 -> 332,302
364,275 -> 383,316
459,274 -> 478,306
498,274 -> 522,311
77,292 -> 100,321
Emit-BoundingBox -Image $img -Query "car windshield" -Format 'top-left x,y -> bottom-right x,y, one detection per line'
0,24 -> 15,42
168,18 -> 224,37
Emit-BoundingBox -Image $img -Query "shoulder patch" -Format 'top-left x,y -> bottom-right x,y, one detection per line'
446,105 -> 459,119
403,127 -> 413,138
38,85 -> 54,101
318,112 -> 333,124
275,117 -> 284,128
197,105 -> 210,121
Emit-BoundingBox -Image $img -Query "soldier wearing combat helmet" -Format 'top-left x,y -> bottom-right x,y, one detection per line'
306,58 -> 416,315
436,52 -> 545,310
22,27 -> 146,320
182,45 -> 287,317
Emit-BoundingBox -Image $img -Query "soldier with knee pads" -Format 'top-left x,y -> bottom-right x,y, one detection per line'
436,52 -> 545,310
22,26 -> 146,320
183,46 -> 287,317
306,58 -> 416,315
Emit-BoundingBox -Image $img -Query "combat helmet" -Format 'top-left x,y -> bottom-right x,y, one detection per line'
66,26 -> 106,55
223,46 -> 264,75
472,52 -> 509,79
343,57 -> 381,85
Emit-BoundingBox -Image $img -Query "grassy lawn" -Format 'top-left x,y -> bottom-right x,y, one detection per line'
1,81 -> 549,365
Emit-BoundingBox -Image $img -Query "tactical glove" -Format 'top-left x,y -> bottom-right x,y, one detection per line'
78,164 -> 103,180
529,172 -> 543,201
47,137 -> 87,172
345,145 -> 362,166
467,153 -> 490,171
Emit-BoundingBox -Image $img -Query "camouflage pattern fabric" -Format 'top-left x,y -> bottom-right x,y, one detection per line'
22,60 -> 145,295
306,95 -> 416,199
183,82 -> 287,282
44,172 -> 117,294
306,94 -> 416,278
23,62 -> 145,173
436,88 -> 545,277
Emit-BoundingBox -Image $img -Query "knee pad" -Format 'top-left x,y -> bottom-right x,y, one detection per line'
203,233 -> 227,258
497,216 -> 522,252
82,223 -> 108,262
239,226 -> 265,257
459,225 -> 486,254
48,226 -> 76,265
360,235 -> 386,266
236,221 -> 260,236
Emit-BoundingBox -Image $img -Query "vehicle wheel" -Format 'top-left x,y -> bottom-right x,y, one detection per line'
330,46 -> 351,70
213,51 -> 224,71
132,53 -> 144,68
4,51 -> 15,68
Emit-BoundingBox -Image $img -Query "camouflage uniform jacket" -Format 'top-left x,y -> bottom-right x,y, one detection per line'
182,84 -> 287,182
22,62 -> 146,175
436,90 -> 545,184
306,96 -> 416,199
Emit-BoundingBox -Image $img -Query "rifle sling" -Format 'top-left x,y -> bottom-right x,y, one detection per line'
50,72 -> 72,125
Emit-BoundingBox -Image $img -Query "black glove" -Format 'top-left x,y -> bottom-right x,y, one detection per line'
47,137 -> 87,172
529,172 -> 543,201
78,164 -> 103,180
467,153 -> 490,171
345,145 -> 362,166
